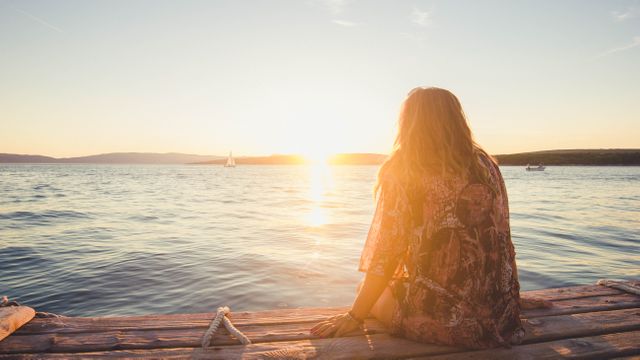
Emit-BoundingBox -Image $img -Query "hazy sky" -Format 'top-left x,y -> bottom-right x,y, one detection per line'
1,0 -> 639,157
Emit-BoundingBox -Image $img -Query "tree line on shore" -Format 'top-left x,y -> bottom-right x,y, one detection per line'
1,149 -> 638,166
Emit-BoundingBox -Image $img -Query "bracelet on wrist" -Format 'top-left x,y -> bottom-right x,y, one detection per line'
347,310 -> 365,325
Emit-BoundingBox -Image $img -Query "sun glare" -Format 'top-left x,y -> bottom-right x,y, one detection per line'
307,207 -> 327,227
302,150 -> 331,165
304,160 -> 334,228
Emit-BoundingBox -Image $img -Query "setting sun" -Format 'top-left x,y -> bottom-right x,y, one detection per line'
302,150 -> 332,165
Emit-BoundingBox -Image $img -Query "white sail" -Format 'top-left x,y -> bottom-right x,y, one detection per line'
225,151 -> 236,167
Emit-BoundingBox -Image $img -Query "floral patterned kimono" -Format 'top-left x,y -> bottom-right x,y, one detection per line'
359,153 -> 523,349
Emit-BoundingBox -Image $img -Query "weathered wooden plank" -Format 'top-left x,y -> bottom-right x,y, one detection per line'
0,349 -> 197,359
4,330 -> 640,360
14,291 -> 640,336
0,334 -> 459,359
521,308 -> 640,344
14,307 -> 351,335
0,319 -> 386,354
524,284 -> 623,301
0,307 -> 35,342
525,293 -> 640,318
416,330 -> 640,359
2,306 -> 640,354
2,281 -> 638,356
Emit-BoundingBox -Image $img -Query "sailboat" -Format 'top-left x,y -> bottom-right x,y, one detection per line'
224,151 -> 236,168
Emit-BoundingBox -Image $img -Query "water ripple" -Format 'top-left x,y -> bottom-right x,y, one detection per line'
1,164 -> 638,316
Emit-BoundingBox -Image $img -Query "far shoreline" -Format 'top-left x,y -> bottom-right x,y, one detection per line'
1,149 -> 639,166
1,163 -> 640,167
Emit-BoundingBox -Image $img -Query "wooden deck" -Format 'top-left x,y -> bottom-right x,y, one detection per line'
1,280 -> 639,359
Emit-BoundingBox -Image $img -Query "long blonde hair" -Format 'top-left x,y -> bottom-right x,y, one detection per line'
375,87 -> 496,195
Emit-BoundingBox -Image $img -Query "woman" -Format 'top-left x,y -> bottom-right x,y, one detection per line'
310,87 -> 527,349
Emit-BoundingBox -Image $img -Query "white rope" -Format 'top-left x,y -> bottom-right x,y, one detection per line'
201,306 -> 251,347
597,279 -> 640,296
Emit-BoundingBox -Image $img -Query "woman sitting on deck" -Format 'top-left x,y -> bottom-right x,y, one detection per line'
311,87 -> 526,349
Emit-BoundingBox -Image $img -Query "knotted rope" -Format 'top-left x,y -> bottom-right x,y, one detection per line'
597,279 -> 640,296
201,306 -> 251,347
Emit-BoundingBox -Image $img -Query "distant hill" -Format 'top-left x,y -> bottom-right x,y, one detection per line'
2,149 -> 638,165
0,152 -> 222,164
196,153 -> 388,165
199,149 -> 640,166
59,152 -> 223,164
495,149 -> 640,166
0,154 -> 58,163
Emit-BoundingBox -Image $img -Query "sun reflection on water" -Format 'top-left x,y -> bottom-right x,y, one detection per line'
300,163 -> 336,279
305,163 -> 334,228
307,207 -> 328,227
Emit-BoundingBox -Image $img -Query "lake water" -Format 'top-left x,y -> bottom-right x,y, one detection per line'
1,164 -> 638,316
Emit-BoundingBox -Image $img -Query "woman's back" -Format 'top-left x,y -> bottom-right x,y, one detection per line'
312,87 -> 523,349
360,151 -> 523,349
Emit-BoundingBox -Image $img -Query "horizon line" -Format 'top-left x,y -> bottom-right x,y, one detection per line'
2,147 -> 640,159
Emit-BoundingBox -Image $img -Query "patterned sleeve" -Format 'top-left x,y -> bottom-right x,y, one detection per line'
358,177 -> 411,278
494,164 -> 510,223
484,155 -> 510,224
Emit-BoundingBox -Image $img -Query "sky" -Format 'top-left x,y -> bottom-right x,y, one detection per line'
1,0 -> 639,158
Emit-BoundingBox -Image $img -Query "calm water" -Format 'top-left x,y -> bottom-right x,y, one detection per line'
1,165 -> 638,316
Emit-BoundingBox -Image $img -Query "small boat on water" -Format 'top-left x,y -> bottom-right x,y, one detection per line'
224,151 -> 236,168
526,164 -> 545,171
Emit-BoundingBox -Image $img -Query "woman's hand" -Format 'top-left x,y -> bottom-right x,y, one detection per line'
310,313 -> 361,338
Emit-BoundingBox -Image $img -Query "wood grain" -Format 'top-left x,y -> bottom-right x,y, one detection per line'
3,331 -> 639,360
418,330 -> 640,359
524,293 -> 640,318
1,281 -> 639,358
522,307 -> 640,344
15,284 -> 638,336
14,307 -> 351,335
2,306 -> 640,354
523,284 -> 623,301
0,334 -> 459,359
0,318 -> 386,354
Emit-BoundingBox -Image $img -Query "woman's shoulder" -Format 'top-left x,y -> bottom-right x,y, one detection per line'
475,149 -> 498,169
378,172 -> 407,198
475,150 -> 502,181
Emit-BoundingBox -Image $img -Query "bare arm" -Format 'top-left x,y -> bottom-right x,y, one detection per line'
350,272 -> 391,320
311,178 -> 407,338
310,268 -> 394,338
